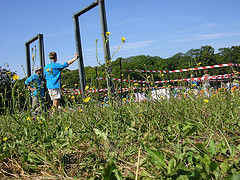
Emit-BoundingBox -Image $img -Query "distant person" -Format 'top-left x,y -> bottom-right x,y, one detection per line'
190,74 -> 198,96
202,70 -> 211,97
44,52 -> 78,111
25,66 -> 45,115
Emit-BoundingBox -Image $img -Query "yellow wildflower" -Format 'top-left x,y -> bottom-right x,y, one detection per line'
85,86 -> 89,90
12,74 -> 19,81
20,92 -> 23,95
38,121 -> 43,124
168,85 -> 171,87
204,99 -> 209,103
106,101 -> 109,104
32,54 -> 35,60
197,62 -> 202,66
161,74 -> 164,77
62,85 -> 66,88
106,32 -> 111,35
79,109 -> 83,112
121,37 -> 126,42
138,114 -> 142,117
27,117 -> 30,121
123,98 -> 127,102
3,137 -> 8,141
121,74 -> 123,76
46,69 -> 50,72
211,94 -> 217,98
83,97 -> 91,103
37,116 -> 39,120
147,76 -> 150,78
65,127 -> 69,130
134,83 -> 139,86
74,84 -> 78,86
71,96 -> 75,99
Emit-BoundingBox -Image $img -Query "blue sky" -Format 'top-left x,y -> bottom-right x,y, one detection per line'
1,0 -> 240,79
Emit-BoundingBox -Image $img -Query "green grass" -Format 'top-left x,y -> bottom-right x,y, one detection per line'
0,88 -> 240,179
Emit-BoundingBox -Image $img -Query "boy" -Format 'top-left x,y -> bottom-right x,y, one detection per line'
44,52 -> 78,111
25,66 -> 45,115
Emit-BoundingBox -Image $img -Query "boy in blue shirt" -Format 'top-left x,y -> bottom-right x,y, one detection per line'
25,66 -> 45,115
44,52 -> 78,111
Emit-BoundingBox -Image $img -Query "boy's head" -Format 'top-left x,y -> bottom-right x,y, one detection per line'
34,66 -> 42,74
49,52 -> 57,62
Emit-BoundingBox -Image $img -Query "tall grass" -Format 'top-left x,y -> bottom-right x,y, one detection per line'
0,82 -> 240,179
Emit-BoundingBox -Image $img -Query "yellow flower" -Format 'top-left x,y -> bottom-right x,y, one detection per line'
168,85 -> 171,87
37,116 -> 39,120
3,137 -> 8,141
147,76 -> 150,78
46,68 -> 50,72
106,60 -> 111,64
197,62 -> 202,66
123,98 -> 127,102
134,83 -> 139,86
79,109 -> 83,112
106,32 -> 111,35
121,74 -> 123,77
83,97 -> 91,103
138,114 -> 142,117
85,85 -> 89,90
211,94 -> 217,98
121,37 -> 126,42
38,121 -> 43,124
204,99 -> 209,103
71,96 -> 75,99
62,85 -> 66,88
65,127 -> 69,130
27,117 -> 30,121
161,74 -> 164,77
192,84 -> 196,87
32,54 -> 35,60
106,101 -> 109,104
20,92 -> 23,95
12,74 -> 19,81
74,84 -> 78,86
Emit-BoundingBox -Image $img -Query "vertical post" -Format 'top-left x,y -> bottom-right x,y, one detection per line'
38,34 -> 45,68
25,43 -> 31,78
73,15 -> 86,98
120,58 -> 123,106
98,0 -> 114,94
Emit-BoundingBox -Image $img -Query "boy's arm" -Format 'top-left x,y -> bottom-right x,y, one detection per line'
67,53 -> 79,66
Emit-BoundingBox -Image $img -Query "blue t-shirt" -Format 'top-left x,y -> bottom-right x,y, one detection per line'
44,61 -> 68,89
25,74 -> 45,97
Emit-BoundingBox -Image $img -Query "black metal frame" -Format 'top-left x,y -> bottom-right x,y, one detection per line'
73,0 -> 114,97
25,33 -> 45,77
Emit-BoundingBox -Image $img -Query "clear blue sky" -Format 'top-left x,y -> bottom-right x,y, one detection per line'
1,0 -> 240,79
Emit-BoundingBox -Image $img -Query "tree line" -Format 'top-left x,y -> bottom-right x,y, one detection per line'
61,45 -> 240,89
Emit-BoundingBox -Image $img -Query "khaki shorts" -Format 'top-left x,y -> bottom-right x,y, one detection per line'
48,89 -> 61,100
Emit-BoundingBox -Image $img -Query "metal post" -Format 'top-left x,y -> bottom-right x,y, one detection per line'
120,58 -> 123,106
73,16 -> 86,98
98,0 -> 115,94
25,43 -> 31,78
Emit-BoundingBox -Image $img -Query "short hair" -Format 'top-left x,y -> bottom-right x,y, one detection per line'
49,52 -> 57,59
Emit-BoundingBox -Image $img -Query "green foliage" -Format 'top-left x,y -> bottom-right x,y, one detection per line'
1,85 -> 240,179
61,45 -> 240,90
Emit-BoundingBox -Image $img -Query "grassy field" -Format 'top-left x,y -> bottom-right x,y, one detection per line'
0,87 -> 240,179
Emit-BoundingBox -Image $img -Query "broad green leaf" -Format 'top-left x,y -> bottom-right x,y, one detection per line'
146,147 -> 167,170
93,128 -> 107,141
